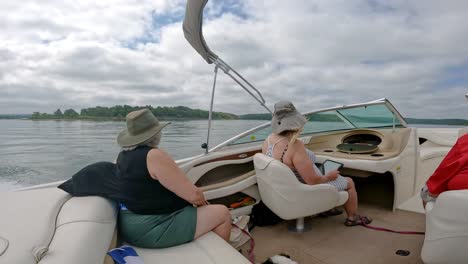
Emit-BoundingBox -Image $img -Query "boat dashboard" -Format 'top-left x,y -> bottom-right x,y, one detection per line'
305,127 -> 411,161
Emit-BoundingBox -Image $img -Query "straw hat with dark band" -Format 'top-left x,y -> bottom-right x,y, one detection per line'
271,101 -> 307,134
117,109 -> 170,147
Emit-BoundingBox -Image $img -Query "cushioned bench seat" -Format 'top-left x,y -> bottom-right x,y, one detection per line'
419,147 -> 450,161
130,232 -> 251,264
0,188 -> 117,264
0,187 -> 251,264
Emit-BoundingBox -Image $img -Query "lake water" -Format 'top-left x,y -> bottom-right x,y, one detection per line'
0,119 -> 265,191
0,119 -> 463,191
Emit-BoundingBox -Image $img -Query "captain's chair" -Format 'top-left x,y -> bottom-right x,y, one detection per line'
421,190 -> 468,264
253,153 -> 348,232
421,128 -> 468,264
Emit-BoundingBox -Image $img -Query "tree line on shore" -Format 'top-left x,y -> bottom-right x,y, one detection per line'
31,105 -> 238,120
13,105 -> 468,125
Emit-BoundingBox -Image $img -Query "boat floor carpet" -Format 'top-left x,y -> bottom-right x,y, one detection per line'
251,204 -> 425,264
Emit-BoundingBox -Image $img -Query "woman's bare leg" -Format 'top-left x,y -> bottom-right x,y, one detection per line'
343,177 -> 358,219
194,204 -> 232,241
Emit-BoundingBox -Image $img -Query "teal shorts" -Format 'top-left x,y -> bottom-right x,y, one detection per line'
119,206 -> 197,248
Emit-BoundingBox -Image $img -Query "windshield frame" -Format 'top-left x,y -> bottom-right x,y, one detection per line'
208,98 -> 407,152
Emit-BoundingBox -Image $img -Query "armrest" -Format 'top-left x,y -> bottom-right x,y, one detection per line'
425,201 -> 435,213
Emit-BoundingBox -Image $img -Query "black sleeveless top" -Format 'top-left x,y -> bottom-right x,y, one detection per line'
117,146 -> 190,214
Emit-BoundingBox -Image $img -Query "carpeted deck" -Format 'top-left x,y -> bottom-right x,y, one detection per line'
251,204 -> 425,264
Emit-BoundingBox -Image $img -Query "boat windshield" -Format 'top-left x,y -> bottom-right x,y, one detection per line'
228,103 -> 404,146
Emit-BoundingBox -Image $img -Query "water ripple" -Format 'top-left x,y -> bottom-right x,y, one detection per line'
0,119 -> 265,190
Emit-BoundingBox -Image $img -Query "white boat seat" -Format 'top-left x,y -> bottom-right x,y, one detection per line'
0,186 -> 249,264
421,190 -> 468,264
459,127 -> 468,137
253,154 -> 348,231
419,147 -> 450,161
0,188 -> 117,264
130,232 -> 251,264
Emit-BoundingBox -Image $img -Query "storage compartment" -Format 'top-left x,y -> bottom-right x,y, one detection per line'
351,172 -> 394,209
208,192 -> 256,210
343,133 -> 382,146
195,162 -> 254,188
207,185 -> 261,217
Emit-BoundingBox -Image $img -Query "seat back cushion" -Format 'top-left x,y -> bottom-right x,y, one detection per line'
253,154 -> 339,219
39,196 -> 117,264
0,188 -> 71,264
422,190 -> 468,264
254,153 -> 303,189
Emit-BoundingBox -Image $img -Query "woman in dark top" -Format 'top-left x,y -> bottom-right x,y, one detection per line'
116,108 -> 231,248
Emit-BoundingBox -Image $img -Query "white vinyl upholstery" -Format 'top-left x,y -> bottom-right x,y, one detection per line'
253,154 -> 348,220
459,127 -> 468,137
0,188 -> 117,264
132,232 -> 251,264
421,190 -> 468,264
419,147 -> 450,161
0,188 -> 71,264
0,186 -> 249,264
39,196 -> 117,264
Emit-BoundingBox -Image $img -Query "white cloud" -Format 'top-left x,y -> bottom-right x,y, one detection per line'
0,0 -> 467,118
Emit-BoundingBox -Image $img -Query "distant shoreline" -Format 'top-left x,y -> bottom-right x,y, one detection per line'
0,116 -> 232,122
0,103 -> 466,126
0,116 -> 466,126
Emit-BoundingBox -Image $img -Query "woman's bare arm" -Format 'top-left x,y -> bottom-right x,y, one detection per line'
291,141 -> 337,185
147,148 -> 206,205
261,139 -> 268,154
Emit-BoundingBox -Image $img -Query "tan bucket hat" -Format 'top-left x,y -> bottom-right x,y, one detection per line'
117,109 -> 170,147
271,101 -> 307,134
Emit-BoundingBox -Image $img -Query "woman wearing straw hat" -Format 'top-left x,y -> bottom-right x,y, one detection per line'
262,101 -> 372,226
116,109 -> 231,248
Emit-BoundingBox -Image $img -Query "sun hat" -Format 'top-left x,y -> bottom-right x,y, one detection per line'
271,101 -> 307,134
117,109 -> 170,147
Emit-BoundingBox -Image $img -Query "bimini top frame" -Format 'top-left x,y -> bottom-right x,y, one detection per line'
183,0 -> 271,153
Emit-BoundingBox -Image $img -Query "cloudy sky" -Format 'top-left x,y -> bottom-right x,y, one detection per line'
0,0 -> 467,118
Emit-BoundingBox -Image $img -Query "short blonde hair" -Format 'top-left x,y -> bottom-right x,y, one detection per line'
121,131 -> 162,151
279,128 -> 303,143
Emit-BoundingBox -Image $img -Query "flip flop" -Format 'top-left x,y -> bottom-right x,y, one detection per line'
344,215 -> 373,227
229,197 -> 256,209
318,208 -> 343,217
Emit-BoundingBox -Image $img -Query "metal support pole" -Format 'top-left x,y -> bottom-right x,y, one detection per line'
288,217 -> 311,232
296,217 -> 305,231
205,65 -> 219,154
213,57 -> 272,114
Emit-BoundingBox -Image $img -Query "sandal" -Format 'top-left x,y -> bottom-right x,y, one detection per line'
318,208 -> 343,217
344,215 -> 373,227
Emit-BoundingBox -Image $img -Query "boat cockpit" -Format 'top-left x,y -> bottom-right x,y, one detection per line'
176,99 -> 417,214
